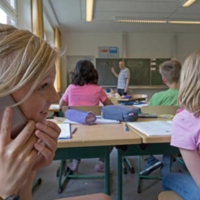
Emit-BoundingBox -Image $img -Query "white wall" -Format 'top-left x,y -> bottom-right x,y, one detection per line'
61,32 -> 200,97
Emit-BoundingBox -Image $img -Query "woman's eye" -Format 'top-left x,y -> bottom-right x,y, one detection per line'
39,83 -> 48,90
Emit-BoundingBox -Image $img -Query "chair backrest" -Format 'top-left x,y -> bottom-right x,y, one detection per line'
56,193 -> 112,200
132,94 -> 148,101
141,105 -> 179,115
62,106 -> 102,116
158,191 -> 183,200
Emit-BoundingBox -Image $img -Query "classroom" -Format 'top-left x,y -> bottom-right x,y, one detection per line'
0,0 -> 200,200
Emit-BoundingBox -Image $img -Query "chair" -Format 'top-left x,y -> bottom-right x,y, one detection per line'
132,94 -> 148,101
158,191 -> 183,200
56,193 -> 112,200
141,105 -> 179,115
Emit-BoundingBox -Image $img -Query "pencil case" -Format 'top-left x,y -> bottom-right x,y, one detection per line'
101,105 -> 139,122
64,109 -> 96,125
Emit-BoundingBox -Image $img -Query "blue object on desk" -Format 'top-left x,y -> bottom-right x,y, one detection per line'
133,102 -> 146,105
120,102 -> 134,105
124,123 -> 128,132
123,95 -> 132,99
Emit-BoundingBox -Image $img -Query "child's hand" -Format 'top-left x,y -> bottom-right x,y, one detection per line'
0,107 -> 37,198
32,120 -> 61,171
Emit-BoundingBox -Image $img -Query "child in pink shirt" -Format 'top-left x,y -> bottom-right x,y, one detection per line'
59,60 -> 113,173
162,49 -> 200,200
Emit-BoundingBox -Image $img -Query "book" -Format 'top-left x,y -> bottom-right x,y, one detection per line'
57,123 -> 71,139
127,120 -> 172,136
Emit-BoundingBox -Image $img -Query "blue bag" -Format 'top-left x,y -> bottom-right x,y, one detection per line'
101,105 -> 139,122
65,109 -> 96,125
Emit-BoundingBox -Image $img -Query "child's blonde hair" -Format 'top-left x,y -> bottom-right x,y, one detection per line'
159,60 -> 182,84
0,23 -> 60,104
178,49 -> 200,117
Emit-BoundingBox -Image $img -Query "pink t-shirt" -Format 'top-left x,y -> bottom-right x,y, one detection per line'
62,84 -> 107,106
171,109 -> 200,154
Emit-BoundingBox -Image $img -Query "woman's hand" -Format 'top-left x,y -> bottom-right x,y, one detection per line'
0,107 -> 38,198
32,120 -> 61,171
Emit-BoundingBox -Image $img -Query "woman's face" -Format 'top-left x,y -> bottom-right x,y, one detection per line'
12,68 -> 59,124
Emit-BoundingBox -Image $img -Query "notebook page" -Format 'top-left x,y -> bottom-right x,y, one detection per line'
57,124 -> 71,139
127,121 -> 172,136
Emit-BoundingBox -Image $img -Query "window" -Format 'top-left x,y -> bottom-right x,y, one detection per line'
6,0 -> 15,9
0,0 -> 17,25
0,7 -> 14,25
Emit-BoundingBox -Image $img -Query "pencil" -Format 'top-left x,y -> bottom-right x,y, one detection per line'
71,127 -> 77,134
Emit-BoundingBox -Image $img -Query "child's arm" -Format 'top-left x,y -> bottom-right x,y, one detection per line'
59,98 -> 68,108
180,148 -> 200,189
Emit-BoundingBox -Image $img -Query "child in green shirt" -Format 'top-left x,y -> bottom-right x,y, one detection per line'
140,60 -> 182,176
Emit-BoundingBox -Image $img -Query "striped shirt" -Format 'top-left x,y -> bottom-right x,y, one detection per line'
117,68 -> 130,89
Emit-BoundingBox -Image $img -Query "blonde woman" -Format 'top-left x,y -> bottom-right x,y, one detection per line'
162,49 -> 200,200
0,24 -> 61,200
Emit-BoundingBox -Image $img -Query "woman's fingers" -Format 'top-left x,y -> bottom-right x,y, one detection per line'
13,120 -> 36,147
35,129 -> 57,152
36,121 -> 60,140
0,107 -> 13,147
19,133 -> 38,157
46,120 -> 61,135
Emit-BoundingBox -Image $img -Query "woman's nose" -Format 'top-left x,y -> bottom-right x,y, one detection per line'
49,87 -> 60,104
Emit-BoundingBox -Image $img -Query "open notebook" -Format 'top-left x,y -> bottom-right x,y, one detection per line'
57,124 -> 71,139
127,120 -> 173,136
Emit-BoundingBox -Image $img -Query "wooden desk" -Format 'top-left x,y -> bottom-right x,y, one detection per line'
58,123 -> 141,148
110,97 -> 146,105
128,118 -> 172,144
54,121 -> 142,195
116,118 -> 179,200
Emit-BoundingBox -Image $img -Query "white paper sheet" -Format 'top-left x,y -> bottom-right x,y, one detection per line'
127,121 -> 172,136
57,124 -> 71,139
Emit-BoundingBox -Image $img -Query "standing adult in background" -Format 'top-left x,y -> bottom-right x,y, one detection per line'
111,61 -> 130,96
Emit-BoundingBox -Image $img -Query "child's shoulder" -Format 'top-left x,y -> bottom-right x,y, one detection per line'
173,109 -> 199,126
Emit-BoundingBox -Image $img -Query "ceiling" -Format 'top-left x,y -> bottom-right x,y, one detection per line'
50,0 -> 200,33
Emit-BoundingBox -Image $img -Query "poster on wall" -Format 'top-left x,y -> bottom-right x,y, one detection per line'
98,47 -> 119,58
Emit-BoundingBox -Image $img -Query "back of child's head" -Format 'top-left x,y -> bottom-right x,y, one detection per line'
159,60 -> 182,84
178,49 -> 200,117
70,60 -> 98,86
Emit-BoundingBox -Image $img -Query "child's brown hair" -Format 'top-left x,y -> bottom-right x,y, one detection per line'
159,60 -> 182,84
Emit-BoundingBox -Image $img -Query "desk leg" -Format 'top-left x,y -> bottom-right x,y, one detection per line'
104,146 -> 110,195
117,149 -> 123,200
58,160 -> 64,193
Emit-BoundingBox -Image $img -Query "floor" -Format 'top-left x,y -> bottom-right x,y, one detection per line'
32,148 -> 187,200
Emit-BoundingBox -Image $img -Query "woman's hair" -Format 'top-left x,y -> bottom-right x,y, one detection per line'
70,60 -> 98,86
159,60 -> 182,84
178,49 -> 200,117
0,23 -> 60,104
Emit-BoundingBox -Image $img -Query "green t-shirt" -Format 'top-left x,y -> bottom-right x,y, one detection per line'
148,88 -> 179,106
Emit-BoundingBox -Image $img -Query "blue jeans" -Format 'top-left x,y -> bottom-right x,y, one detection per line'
162,173 -> 200,200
